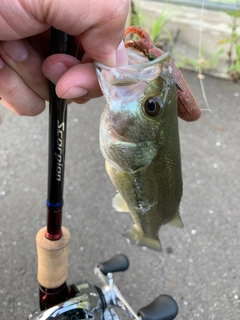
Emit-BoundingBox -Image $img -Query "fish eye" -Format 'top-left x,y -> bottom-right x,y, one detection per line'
144,97 -> 162,117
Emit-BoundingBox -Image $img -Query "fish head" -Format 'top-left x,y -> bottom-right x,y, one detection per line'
95,52 -> 178,173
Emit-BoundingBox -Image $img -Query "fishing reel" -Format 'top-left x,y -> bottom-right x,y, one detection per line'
28,254 -> 178,320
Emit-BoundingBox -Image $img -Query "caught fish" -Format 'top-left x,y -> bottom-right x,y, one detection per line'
95,51 -> 183,252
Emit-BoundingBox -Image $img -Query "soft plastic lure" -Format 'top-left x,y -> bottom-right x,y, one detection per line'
124,26 -> 201,122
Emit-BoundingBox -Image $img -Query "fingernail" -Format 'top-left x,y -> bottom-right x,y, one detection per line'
61,87 -> 88,99
116,40 -> 128,66
3,40 -> 28,62
44,62 -> 69,83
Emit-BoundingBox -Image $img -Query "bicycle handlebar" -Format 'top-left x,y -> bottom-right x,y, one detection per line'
28,254 -> 178,320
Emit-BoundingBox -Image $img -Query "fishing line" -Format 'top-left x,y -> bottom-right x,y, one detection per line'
198,0 -> 213,114
64,163 -> 88,251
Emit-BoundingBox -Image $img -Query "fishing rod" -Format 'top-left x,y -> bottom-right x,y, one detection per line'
36,28 -> 71,310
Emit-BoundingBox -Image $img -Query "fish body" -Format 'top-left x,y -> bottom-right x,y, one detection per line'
96,52 -> 183,251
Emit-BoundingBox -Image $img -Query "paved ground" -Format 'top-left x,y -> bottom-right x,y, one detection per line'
0,69 -> 240,319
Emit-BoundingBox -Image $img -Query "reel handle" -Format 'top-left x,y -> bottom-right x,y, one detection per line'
138,294 -> 178,320
98,254 -> 129,275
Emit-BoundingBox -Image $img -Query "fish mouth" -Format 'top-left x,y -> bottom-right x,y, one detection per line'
104,126 -> 134,145
100,108 -> 136,145
95,52 -> 171,86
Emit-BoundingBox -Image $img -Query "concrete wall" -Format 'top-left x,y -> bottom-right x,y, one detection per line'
137,1 -> 239,76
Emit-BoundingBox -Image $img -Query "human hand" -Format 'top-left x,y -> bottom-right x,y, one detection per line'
0,0 -> 129,115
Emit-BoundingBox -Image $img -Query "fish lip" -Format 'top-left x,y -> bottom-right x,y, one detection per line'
95,52 -> 171,85
100,126 -> 159,174
105,126 -> 132,144
102,123 -> 150,148
101,126 -> 139,152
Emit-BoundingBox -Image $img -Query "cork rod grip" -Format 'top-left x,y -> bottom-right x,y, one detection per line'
36,227 -> 70,289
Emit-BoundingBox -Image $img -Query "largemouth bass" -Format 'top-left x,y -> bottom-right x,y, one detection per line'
95,52 -> 183,252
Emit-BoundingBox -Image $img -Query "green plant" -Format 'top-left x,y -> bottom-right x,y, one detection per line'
228,43 -> 240,71
177,45 -> 224,73
131,0 -> 144,26
219,10 -> 240,81
130,0 -> 173,51
150,10 -> 172,43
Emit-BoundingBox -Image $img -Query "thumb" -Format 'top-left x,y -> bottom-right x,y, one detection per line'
0,0 -> 129,67
42,0 -> 129,67
116,41 -> 129,67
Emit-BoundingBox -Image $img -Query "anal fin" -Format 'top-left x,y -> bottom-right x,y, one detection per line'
124,225 -> 162,252
168,211 -> 184,229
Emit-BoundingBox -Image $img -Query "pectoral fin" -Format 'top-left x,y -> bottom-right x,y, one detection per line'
168,211 -> 184,228
112,193 -> 129,212
124,225 -> 162,252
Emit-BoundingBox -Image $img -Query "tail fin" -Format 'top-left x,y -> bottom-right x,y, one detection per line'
123,225 -> 162,252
